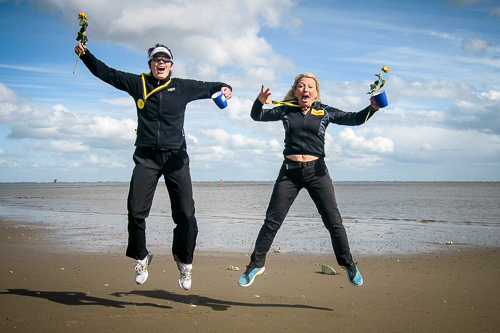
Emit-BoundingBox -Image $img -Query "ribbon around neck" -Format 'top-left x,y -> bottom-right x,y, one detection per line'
141,74 -> 172,101
271,100 -> 301,107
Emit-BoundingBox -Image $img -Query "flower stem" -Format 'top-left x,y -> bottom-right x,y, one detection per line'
73,52 -> 81,74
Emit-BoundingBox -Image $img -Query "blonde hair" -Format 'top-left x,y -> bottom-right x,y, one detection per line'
283,72 -> 321,103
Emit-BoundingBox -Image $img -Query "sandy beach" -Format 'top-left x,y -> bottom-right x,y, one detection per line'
1,219 -> 499,333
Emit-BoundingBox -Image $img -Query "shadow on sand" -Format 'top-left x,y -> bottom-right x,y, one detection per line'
1,288 -> 333,312
1,289 -> 171,309
112,289 -> 333,312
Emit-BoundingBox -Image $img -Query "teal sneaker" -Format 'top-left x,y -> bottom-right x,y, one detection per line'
238,266 -> 265,287
343,263 -> 363,286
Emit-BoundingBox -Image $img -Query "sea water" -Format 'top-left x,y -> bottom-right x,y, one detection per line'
0,182 -> 499,256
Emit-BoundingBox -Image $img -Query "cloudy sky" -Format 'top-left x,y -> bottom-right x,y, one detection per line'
0,0 -> 499,182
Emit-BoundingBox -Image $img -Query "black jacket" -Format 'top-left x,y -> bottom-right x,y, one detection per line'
251,99 -> 376,157
81,50 -> 231,150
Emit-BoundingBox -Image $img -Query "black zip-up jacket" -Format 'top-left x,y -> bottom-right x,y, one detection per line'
251,99 -> 376,157
81,50 -> 231,150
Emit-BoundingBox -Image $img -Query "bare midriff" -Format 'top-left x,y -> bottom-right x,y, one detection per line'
285,154 -> 319,162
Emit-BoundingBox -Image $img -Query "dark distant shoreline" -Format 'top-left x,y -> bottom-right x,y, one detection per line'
1,180 -> 499,184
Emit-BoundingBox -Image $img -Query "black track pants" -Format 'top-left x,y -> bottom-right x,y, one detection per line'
249,159 -> 354,268
126,147 -> 197,264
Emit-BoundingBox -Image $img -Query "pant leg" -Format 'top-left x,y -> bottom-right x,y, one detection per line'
126,148 -> 162,260
249,165 -> 301,268
304,162 -> 353,266
162,150 -> 197,265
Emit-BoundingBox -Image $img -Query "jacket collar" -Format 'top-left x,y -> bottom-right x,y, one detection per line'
147,73 -> 171,86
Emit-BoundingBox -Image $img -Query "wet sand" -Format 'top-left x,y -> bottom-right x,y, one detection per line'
1,219 -> 499,332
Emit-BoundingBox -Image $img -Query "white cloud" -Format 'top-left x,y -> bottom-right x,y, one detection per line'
197,128 -> 277,151
0,63 -> 64,74
384,125 -> 500,162
28,0 -> 298,81
320,76 -> 475,114
0,160 -> 19,168
444,89 -> 500,134
421,142 -> 436,151
198,128 -> 229,142
186,133 -> 199,144
385,76 -> 473,100
221,97 -> 254,124
0,82 -> 137,150
370,88 -> 500,135
26,140 -> 89,153
88,154 -> 110,165
321,80 -> 369,110
336,128 -> 394,154
110,162 -> 127,168
462,36 -> 492,56
321,76 -> 500,135
0,82 -> 18,103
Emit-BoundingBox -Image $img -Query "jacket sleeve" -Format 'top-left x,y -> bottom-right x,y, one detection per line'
178,79 -> 232,102
327,105 -> 377,126
250,99 -> 283,121
80,50 -> 141,97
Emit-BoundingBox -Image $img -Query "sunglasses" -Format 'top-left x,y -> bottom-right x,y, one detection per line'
152,56 -> 172,63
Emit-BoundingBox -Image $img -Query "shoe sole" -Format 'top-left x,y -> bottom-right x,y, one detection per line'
178,279 -> 191,291
135,253 -> 153,285
136,271 -> 148,285
177,261 -> 192,291
238,267 -> 265,287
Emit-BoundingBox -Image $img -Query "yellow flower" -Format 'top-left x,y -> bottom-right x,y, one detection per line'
368,65 -> 391,95
78,13 -> 87,19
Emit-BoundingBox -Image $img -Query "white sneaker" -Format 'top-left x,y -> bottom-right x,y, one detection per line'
176,261 -> 192,290
135,252 -> 153,285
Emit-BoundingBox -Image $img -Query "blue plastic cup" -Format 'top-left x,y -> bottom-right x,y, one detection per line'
212,91 -> 227,109
373,91 -> 388,108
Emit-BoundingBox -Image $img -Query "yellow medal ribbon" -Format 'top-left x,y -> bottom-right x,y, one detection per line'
271,100 -> 301,107
360,106 -> 374,130
138,74 -> 172,108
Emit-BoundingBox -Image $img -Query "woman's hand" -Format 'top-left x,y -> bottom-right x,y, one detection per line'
258,85 -> 271,104
370,96 -> 380,111
222,86 -> 232,100
74,43 -> 87,56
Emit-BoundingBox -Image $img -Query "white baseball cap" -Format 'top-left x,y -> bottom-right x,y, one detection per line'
149,46 -> 173,62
